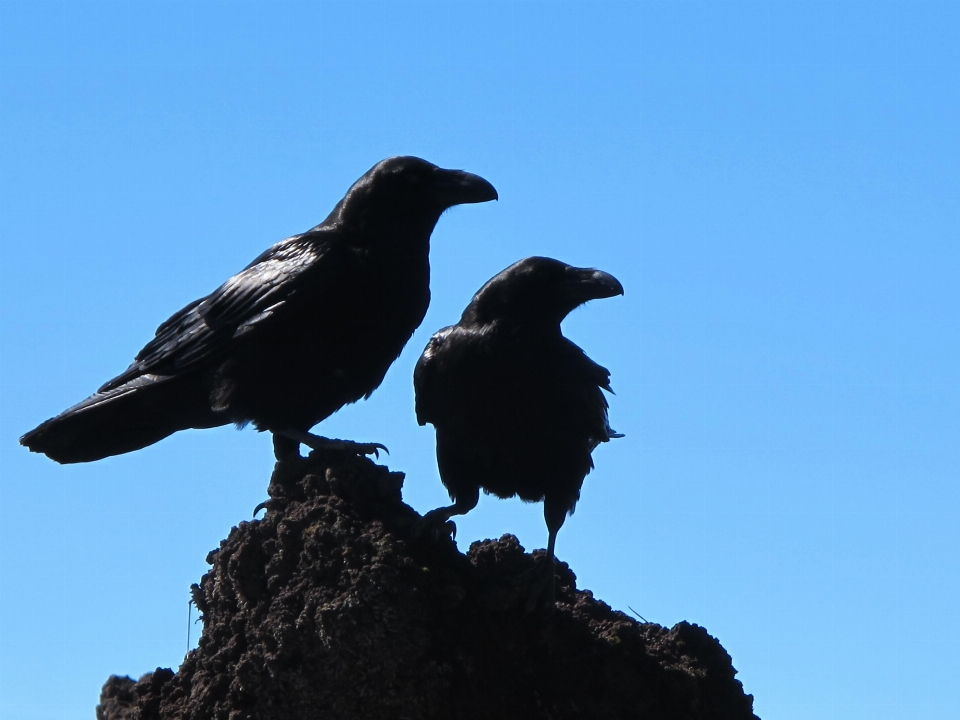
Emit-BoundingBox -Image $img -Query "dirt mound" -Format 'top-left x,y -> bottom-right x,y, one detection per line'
97,452 -> 758,720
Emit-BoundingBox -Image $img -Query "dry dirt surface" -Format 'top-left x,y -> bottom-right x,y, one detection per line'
97,451 -> 758,720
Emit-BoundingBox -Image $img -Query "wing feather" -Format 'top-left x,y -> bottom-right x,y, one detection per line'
99,233 -> 331,392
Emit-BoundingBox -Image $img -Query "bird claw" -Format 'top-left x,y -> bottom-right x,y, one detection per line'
418,509 -> 457,541
275,430 -> 389,458
253,498 -> 290,517
322,439 -> 388,458
364,442 -> 389,458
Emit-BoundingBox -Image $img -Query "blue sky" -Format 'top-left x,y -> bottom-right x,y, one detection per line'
1,1 -> 958,718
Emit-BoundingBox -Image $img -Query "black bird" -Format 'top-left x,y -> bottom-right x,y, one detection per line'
414,256 -> 623,608
21,156 -> 497,463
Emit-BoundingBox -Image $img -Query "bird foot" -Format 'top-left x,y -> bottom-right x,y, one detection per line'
274,429 -> 388,459
307,437 -> 388,459
524,556 -> 557,613
417,508 -> 458,541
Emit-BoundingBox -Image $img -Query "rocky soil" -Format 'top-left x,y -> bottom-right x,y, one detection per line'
97,451 -> 758,720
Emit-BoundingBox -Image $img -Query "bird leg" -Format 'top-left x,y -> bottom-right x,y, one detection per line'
272,433 -> 301,460
419,486 -> 480,540
525,499 -> 567,613
271,429 -> 388,461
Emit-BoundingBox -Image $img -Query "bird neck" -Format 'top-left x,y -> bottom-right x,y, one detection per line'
487,318 -> 564,343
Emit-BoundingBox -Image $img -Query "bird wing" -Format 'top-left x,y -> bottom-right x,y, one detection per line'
413,327 -> 451,426
99,233 -> 334,392
416,327 -> 618,444
414,324 -> 485,426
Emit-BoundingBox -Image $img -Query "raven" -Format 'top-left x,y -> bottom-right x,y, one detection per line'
21,156 -> 497,463
414,256 -> 623,608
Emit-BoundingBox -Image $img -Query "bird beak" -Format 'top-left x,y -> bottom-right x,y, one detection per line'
434,169 -> 499,206
572,268 -> 624,303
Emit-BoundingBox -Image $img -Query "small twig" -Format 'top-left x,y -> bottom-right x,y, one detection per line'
627,605 -> 648,623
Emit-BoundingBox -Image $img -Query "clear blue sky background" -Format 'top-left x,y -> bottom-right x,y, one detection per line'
1,1 -> 958,718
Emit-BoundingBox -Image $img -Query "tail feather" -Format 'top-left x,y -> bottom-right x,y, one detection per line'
20,374 -> 224,463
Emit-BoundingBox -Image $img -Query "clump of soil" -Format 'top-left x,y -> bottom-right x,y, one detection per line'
97,452 -> 758,720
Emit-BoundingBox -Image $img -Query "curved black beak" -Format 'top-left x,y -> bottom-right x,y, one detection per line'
572,267 -> 624,303
435,168 -> 499,207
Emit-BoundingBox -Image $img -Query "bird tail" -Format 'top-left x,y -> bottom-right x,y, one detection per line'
20,374 -> 223,464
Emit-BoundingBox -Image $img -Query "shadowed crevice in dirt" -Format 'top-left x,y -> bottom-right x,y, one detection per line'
98,452 -> 758,720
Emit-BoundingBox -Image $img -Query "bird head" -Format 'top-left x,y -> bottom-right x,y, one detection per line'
328,156 -> 498,235
463,256 -> 624,327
